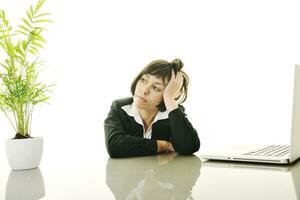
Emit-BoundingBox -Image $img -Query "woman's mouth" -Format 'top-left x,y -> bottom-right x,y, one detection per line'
136,95 -> 147,102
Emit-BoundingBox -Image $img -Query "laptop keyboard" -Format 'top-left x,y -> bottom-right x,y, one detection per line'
243,145 -> 290,157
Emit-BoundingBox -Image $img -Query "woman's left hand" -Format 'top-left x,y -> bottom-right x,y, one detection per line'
163,70 -> 183,112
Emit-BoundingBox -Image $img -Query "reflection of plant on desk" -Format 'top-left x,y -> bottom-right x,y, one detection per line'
0,0 -> 53,139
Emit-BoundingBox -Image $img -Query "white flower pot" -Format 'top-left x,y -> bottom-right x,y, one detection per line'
5,137 -> 43,170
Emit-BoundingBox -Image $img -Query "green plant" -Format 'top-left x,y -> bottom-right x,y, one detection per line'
0,0 -> 52,139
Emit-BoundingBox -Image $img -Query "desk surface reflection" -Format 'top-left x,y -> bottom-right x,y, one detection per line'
1,153 -> 300,199
106,153 -> 201,200
197,159 -> 300,200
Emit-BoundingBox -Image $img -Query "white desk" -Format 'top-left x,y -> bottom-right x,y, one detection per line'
0,152 -> 299,200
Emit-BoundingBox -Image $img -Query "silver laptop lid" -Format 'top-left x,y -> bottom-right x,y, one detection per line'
289,65 -> 300,162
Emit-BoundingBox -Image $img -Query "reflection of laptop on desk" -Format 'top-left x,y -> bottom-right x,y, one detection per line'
200,161 -> 300,200
200,65 -> 300,164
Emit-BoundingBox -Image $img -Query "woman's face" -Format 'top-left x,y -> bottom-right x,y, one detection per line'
134,74 -> 165,111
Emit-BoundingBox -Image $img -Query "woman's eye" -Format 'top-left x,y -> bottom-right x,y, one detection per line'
153,86 -> 161,92
140,78 -> 147,83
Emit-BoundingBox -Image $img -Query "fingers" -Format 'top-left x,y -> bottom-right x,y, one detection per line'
170,70 -> 182,84
164,71 -> 183,98
157,140 -> 175,153
177,72 -> 183,86
167,142 -> 175,152
174,72 -> 183,92
170,69 -> 176,81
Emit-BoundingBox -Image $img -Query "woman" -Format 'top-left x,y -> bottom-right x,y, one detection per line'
104,59 -> 200,157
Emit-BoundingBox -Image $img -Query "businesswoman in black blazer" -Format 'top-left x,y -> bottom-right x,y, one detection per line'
104,59 -> 200,157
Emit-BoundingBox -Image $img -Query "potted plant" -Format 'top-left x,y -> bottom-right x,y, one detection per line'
0,0 -> 52,170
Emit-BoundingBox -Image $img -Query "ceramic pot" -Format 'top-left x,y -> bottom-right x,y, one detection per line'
5,137 -> 43,170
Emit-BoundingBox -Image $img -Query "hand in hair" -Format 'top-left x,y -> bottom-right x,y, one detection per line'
163,69 -> 183,112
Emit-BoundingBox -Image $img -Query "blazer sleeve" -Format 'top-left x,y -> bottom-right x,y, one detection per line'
168,106 -> 200,155
104,104 -> 158,158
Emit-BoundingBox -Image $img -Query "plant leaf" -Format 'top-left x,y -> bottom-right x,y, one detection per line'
35,13 -> 51,18
32,34 -> 46,43
16,30 -> 28,36
22,40 -> 27,51
21,18 -> 31,27
18,25 -> 30,33
28,49 -> 38,55
31,41 -> 43,49
33,19 -> 53,24
34,0 -> 46,14
26,10 -> 33,22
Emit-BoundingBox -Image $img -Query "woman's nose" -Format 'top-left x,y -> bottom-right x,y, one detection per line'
142,85 -> 150,95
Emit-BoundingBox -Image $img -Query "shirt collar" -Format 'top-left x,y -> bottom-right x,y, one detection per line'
121,103 -> 169,126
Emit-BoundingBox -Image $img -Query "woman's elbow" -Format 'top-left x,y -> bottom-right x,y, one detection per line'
107,149 -> 119,158
106,141 -> 123,158
174,140 -> 200,155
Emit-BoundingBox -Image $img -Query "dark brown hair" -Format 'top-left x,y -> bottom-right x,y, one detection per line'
130,59 -> 189,111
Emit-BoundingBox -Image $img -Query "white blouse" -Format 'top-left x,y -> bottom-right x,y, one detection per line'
121,103 -> 169,139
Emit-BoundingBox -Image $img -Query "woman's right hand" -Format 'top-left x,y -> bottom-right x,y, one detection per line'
157,140 -> 175,153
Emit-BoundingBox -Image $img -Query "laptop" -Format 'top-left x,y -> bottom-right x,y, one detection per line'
200,64 -> 300,164
199,160 -> 300,200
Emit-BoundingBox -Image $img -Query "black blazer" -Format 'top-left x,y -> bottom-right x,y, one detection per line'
104,97 -> 200,157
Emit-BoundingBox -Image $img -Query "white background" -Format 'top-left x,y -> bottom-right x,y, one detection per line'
0,0 -> 300,165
